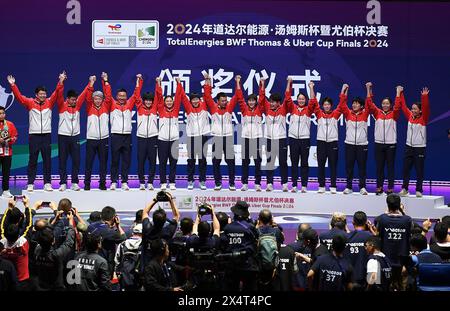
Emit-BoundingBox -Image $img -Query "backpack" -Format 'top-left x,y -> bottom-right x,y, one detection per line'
257,231 -> 280,275
117,242 -> 142,289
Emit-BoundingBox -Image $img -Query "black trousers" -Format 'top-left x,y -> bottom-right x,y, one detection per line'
225,270 -> 258,291
375,143 -> 396,189
212,136 -> 235,186
158,139 -> 179,184
0,156 -> 12,191
58,134 -> 80,184
85,138 -> 108,185
345,143 -> 368,189
266,138 -> 288,184
110,134 -> 132,183
317,140 -> 338,188
187,135 -> 209,183
137,136 -> 158,184
402,145 -> 425,192
28,133 -> 52,184
289,138 -> 310,187
241,138 -> 262,185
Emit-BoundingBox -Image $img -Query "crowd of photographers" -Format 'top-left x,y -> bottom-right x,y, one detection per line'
0,191 -> 449,292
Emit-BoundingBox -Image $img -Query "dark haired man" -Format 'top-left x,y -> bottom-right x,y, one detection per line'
7,73 -> 65,192
203,74 -> 238,191
430,222 -> 450,261
56,73 -> 94,191
107,73 -> 143,190
365,236 -> 392,291
0,106 -> 18,198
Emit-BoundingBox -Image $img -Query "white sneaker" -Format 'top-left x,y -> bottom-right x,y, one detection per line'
360,188 -> 368,195
110,182 -> 117,190
282,183 -> 288,192
416,191 -> 423,198
214,184 -> 222,191
71,183 -> 80,191
399,189 -> 409,197
148,183 -> 154,191
160,183 -> 167,190
330,187 -> 337,194
121,182 -> 129,191
169,183 -> 176,190
301,186 -> 308,193
343,188 -> 353,195
44,183 -> 53,192
255,184 -> 262,192
241,184 -> 248,191
317,187 -> 326,194
2,190 -> 12,199
187,181 -> 194,190
200,182 -> 206,190
266,183 -> 273,192
27,184 -> 34,192
229,184 -> 236,191
139,183 -> 146,190
59,184 -> 67,192
291,186 -> 298,193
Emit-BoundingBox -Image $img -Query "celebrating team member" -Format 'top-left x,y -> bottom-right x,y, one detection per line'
339,84 -> 370,195
84,73 -> 111,191
259,78 -> 289,192
108,73 -> 143,191
285,79 -> 316,193
179,76 -> 211,190
136,77 -> 159,191
7,73 -> 64,192
399,87 -> 430,197
0,106 -> 18,198
156,77 -> 182,191
365,82 -> 402,195
236,75 -> 264,191
56,73 -> 92,192
204,74 -> 238,191
312,85 -> 342,194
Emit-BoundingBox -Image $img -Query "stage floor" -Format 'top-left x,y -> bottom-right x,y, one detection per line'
1,186 -> 448,220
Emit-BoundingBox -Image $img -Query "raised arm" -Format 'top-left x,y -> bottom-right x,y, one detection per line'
177,79 -> 191,114
155,77 -> 164,113
203,73 -> 216,112
101,72 -> 113,110
57,74 -> 66,112
235,75 -> 247,113
307,81 -> 319,114
398,86 -> 411,120
284,77 -> 294,112
211,205 -> 220,236
392,85 -> 402,120
227,75 -> 241,112
166,192 -> 180,222
337,84 -> 350,117
7,75 -> 34,109
258,78 -> 270,112
173,77 -> 183,113
49,71 -> 66,109
365,82 -> 379,116
127,74 -> 144,110
421,87 -> 430,124
85,76 -> 96,109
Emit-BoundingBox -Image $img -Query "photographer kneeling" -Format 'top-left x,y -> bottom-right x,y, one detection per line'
185,203 -> 221,290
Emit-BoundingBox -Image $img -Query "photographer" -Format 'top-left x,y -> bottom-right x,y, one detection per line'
87,206 -> 126,279
223,201 -> 259,291
142,191 -> 180,266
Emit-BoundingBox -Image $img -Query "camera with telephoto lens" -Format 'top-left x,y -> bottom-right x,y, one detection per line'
197,203 -> 212,216
156,190 -> 170,202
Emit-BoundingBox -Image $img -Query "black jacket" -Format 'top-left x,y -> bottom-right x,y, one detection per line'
144,259 -> 179,291
73,251 -> 111,291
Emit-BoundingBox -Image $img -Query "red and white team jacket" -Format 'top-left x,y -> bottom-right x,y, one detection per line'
258,85 -> 288,140
156,82 -> 181,141
10,82 -> 62,134
285,87 -> 316,140
339,94 -> 370,145
57,84 -> 89,136
179,83 -> 210,137
86,81 -> 111,140
204,85 -> 238,137
314,100 -> 342,143
237,89 -> 264,139
0,236 -> 29,281
401,93 -> 430,148
366,95 -> 401,145
109,79 -> 142,135
136,81 -> 158,139
0,120 -> 18,156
